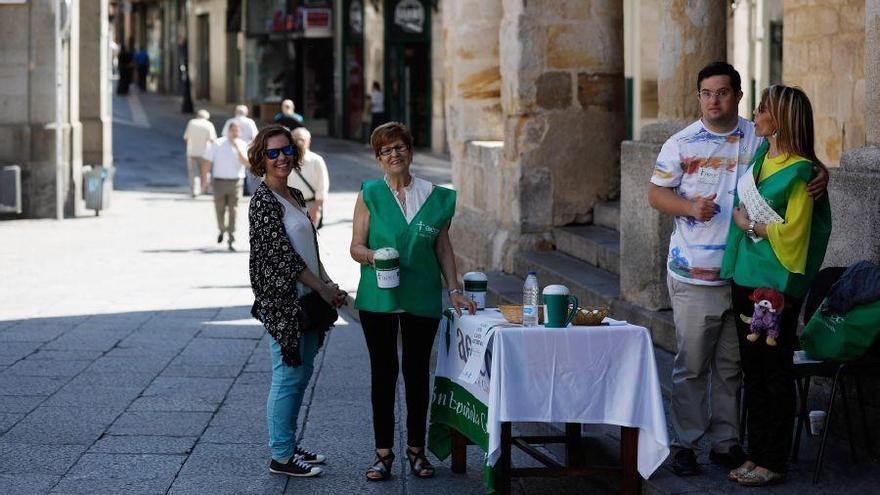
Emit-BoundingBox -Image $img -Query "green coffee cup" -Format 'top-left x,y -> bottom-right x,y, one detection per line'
542,285 -> 578,328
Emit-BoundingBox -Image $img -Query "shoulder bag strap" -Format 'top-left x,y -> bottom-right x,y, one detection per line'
293,168 -> 317,201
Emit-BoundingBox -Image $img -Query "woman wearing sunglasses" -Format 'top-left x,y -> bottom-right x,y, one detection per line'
247,125 -> 347,478
350,122 -> 476,481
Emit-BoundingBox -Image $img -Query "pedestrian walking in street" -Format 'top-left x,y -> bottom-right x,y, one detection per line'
134,46 -> 149,91
721,86 -> 831,487
274,99 -> 304,131
247,124 -> 347,478
203,122 -> 249,250
222,105 -> 261,195
183,109 -> 217,197
648,62 -> 828,477
350,122 -> 476,481
287,127 -> 329,229
369,81 -> 385,133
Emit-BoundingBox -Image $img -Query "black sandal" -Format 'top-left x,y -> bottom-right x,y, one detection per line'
405,447 -> 435,478
366,450 -> 395,481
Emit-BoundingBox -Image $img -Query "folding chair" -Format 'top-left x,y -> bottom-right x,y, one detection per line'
790,266 -> 880,483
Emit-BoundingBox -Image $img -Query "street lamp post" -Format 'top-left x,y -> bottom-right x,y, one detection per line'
181,0 -> 194,113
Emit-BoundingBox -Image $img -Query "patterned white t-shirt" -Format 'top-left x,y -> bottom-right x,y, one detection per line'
651,117 -> 762,285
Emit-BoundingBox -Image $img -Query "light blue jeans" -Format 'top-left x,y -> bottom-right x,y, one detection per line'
267,331 -> 319,461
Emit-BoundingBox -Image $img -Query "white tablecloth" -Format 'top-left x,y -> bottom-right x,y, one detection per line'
450,309 -> 669,479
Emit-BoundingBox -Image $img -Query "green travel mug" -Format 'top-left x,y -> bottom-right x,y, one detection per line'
542,285 -> 578,328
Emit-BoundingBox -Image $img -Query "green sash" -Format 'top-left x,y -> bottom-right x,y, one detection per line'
354,179 -> 456,318
720,142 -> 832,298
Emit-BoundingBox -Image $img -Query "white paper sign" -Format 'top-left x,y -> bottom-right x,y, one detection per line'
737,166 -> 783,242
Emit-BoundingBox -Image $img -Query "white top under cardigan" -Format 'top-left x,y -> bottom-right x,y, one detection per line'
272,191 -> 320,297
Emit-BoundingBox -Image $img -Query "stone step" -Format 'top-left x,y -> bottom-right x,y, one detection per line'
553,225 -> 620,274
510,249 -> 676,354
594,200 -> 620,231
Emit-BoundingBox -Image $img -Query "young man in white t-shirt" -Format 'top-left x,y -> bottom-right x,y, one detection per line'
649,63 -> 828,477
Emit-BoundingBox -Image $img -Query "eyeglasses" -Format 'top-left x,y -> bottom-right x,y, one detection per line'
265,145 -> 294,160
378,145 -> 410,157
697,88 -> 733,101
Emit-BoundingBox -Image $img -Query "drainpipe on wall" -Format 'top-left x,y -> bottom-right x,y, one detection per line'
55,0 -> 64,220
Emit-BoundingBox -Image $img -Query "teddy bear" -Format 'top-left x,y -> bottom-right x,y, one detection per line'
740,287 -> 785,346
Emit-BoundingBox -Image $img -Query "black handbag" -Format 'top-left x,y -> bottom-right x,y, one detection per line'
298,290 -> 338,332
296,197 -> 337,331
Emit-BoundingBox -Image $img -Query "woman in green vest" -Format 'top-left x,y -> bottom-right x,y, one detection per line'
721,85 -> 832,486
350,122 -> 477,481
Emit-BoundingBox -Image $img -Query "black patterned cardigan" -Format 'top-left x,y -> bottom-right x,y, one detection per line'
249,181 -> 324,366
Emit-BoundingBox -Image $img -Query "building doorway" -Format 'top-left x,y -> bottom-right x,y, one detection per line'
384,0 -> 431,148
196,14 -> 210,100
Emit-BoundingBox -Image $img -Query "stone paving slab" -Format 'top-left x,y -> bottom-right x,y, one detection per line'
0,473 -> 61,495
4,359 -> 93,377
108,411 -> 213,437
49,453 -> 186,494
128,376 -> 234,412
3,406 -> 120,445
88,435 -> 197,455
0,443 -> 88,475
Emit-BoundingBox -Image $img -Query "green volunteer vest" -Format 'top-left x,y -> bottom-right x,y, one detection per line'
355,179 -> 456,318
720,142 -> 832,298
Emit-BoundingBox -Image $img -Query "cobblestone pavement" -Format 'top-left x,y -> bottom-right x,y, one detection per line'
2,91 -> 877,494
0,92 -> 608,495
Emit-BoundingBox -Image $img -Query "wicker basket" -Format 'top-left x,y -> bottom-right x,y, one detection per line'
572,307 -> 609,326
498,304 -> 544,325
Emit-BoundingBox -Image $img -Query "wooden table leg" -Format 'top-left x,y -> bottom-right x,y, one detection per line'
620,426 -> 641,495
451,429 -> 468,474
499,422 -> 512,495
565,423 -> 584,468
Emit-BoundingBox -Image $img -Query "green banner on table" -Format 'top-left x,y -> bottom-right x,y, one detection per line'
428,310 -> 498,493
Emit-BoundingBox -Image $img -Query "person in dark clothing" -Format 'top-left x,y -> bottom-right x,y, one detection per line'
274,99 -> 304,131
134,47 -> 149,91
116,46 -> 133,95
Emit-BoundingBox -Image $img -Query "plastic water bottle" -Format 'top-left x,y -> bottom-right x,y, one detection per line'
522,272 -> 539,327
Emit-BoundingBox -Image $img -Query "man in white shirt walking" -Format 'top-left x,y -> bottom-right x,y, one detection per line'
183,109 -> 217,197
222,105 -> 261,195
287,127 -> 329,228
204,122 -> 250,250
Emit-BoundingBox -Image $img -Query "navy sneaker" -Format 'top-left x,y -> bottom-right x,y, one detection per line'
269,457 -> 322,477
295,446 -> 326,464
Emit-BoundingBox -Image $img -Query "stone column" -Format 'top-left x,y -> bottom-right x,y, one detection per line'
443,0 -> 506,271
619,0 -> 726,310
825,0 -> 880,266
79,0 -> 112,171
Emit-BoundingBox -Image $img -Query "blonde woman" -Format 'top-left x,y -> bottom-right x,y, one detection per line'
720,85 -> 832,486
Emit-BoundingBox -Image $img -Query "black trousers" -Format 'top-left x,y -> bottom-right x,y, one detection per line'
360,310 -> 440,449
732,283 -> 802,473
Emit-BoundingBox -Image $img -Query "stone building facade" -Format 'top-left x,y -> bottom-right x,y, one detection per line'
446,0 -> 880,314
0,0 -> 112,219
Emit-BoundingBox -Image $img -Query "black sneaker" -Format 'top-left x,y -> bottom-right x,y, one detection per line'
709,445 -> 747,469
295,446 -> 326,464
216,233 -> 224,244
671,449 -> 701,477
269,457 -> 322,477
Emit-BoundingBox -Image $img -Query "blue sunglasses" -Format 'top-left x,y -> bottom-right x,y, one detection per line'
266,145 -> 295,160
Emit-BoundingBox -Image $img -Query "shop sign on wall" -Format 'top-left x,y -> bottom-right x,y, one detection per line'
394,0 -> 424,34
